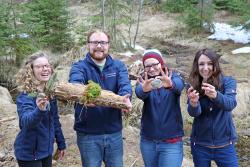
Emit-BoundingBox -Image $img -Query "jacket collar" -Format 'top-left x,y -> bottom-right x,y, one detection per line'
85,52 -> 113,69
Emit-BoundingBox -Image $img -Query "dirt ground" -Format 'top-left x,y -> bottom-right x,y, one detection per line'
1,1 -> 249,167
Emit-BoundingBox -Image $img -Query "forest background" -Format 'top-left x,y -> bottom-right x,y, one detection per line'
0,0 -> 250,166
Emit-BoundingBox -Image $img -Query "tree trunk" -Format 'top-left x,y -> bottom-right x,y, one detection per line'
133,0 -> 143,48
54,82 -> 129,110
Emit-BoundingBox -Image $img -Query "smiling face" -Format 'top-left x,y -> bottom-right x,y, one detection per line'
32,57 -> 52,83
144,58 -> 162,77
198,54 -> 213,81
87,32 -> 110,61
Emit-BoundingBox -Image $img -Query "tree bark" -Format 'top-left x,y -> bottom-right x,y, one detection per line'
54,82 -> 129,110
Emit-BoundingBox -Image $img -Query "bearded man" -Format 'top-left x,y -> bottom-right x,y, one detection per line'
69,29 -> 132,167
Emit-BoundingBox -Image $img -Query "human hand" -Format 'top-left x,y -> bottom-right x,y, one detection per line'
155,67 -> 173,88
53,149 -> 65,160
139,72 -> 154,92
187,86 -> 199,107
85,103 -> 96,107
202,83 -> 217,99
121,94 -> 132,113
36,93 -> 49,111
58,149 -> 65,160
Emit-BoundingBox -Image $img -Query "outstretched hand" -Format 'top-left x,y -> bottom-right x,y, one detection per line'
187,86 -> 199,107
155,67 -> 173,88
36,96 -> 49,111
202,83 -> 217,99
138,72 -> 154,92
121,94 -> 132,113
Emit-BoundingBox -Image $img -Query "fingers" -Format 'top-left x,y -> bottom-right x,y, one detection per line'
165,66 -> 169,77
144,72 -> 148,80
123,94 -> 130,99
137,76 -> 144,84
187,87 -> 199,100
85,103 -> 96,107
36,97 -> 48,111
202,83 -> 217,98
160,68 -> 166,76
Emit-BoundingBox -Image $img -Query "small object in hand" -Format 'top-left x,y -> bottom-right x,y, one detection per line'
185,83 -> 191,90
151,78 -> 162,89
53,149 -> 60,160
37,93 -> 47,99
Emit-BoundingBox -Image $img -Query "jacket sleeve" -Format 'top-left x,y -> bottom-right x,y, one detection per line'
16,93 -> 47,129
211,77 -> 237,111
170,73 -> 185,95
187,101 -> 202,117
135,84 -> 150,100
117,61 -> 132,97
52,99 -> 66,150
69,61 -> 86,84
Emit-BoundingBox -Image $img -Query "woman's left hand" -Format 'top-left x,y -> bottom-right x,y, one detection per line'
156,67 -> 173,88
57,149 -> 65,160
202,83 -> 217,99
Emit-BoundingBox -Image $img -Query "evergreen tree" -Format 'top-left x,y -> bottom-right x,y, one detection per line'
0,0 -> 11,56
24,0 -> 72,52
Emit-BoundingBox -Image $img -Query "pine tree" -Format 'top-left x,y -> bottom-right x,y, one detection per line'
0,0 -> 11,56
24,0 -> 72,52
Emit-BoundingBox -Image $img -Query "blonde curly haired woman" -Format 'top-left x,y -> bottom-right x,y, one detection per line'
14,52 -> 66,167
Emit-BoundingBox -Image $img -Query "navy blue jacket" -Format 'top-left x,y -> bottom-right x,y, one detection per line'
69,53 -> 132,134
135,72 -> 185,140
14,93 -> 66,161
187,76 -> 237,146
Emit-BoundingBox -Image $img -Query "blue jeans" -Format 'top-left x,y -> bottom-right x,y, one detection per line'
77,131 -> 123,167
191,143 -> 239,167
140,136 -> 183,167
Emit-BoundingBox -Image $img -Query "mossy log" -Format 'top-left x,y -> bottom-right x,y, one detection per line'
54,82 -> 129,110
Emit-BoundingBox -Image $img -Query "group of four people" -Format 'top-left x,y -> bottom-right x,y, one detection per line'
14,29 -> 239,167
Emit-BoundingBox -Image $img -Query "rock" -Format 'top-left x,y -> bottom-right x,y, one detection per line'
0,152 -> 6,162
0,86 -> 14,105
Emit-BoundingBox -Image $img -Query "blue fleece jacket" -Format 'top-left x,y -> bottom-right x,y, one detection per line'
187,76 -> 237,146
135,72 -> 185,140
69,53 -> 132,134
14,93 -> 66,161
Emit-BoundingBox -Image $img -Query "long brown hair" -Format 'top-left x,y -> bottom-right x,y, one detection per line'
188,48 -> 222,95
15,52 -> 53,93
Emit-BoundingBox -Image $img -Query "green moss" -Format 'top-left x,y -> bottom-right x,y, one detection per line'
81,80 -> 101,103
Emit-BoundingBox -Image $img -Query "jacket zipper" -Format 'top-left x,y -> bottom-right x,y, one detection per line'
48,106 -> 51,153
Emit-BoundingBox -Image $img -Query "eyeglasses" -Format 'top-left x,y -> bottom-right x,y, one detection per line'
88,41 -> 109,46
144,62 -> 160,71
33,64 -> 52,70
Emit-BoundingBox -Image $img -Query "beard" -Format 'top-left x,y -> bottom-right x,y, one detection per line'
90,49 -> 108,61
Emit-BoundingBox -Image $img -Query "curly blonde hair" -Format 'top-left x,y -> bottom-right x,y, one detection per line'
15,52 -> 52,93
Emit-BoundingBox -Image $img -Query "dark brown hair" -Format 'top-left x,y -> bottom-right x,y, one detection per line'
189,48 -> 222,95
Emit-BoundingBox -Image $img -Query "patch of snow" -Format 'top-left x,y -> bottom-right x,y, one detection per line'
232,47 -> 250,54
119,51 -> 134,57
208,22 -> 250,44
134,60 -> 142,65
134,44 -> 145,51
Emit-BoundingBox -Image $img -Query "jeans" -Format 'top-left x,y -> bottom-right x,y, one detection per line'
140,136 -> 183,167
191,143 -> 239,167
77,131 -> 123,167
17,155 -> 52,167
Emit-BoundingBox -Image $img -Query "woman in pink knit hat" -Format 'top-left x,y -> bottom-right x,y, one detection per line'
135,49 -> 185,167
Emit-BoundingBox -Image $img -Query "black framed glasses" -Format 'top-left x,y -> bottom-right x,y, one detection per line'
88,41 -> 109,46
33,64 -> 52,70
144,62 -> 160,71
